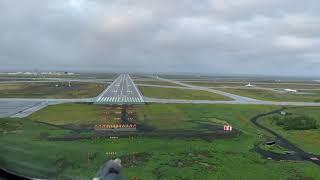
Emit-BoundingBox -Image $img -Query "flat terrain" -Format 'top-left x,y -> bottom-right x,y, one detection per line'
0,82 -> 106,98
30,103 -> 114,126
180,81 -> 320,89
218,88 -> 320,102
134,80 -> 183,87
260,107 -> 320,155
251,83 -> 320,89
1,104 -> 320,179
181,81 -> 247,87
0,73 -> 118,79
139,86 -> 232,101
135,104 -> 275,131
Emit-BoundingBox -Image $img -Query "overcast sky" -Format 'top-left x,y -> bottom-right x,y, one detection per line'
0,0 -> 319,76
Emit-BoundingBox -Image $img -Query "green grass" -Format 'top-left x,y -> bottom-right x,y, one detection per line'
135,104 -> 275,133
134,80 -> 183,87
139,86 -> 232,100
0,82 -> 106,98
1,104 -> 320,179
0,73 -> 118,79
30,103 -> 120,126
256,84 -> 320,89
219,88 -> 320,102
183,81 -> 247,87
260,107 -> 320,155
182,81 -> 320,89
259,144 -> 289,154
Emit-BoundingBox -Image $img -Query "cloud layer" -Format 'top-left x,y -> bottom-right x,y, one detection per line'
1,0 -> 320,76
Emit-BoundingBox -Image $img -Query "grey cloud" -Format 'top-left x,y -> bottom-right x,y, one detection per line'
0,0 -> 320,76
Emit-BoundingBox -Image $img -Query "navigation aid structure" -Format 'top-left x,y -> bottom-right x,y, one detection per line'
95,74 -> 144,104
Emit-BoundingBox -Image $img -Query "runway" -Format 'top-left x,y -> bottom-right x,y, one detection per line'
95,74 -> 144,104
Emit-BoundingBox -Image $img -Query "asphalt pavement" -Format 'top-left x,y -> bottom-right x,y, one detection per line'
0,100 -> 42,118
95,74 -> 144,104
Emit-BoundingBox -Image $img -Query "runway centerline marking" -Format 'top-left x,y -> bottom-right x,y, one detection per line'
95,74 -> 144,104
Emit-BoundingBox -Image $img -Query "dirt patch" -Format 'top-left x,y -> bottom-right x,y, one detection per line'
169,151 -> 216,170
120,152 -> 151,168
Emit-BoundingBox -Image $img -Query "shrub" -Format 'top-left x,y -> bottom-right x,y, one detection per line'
275,116 -> 318,130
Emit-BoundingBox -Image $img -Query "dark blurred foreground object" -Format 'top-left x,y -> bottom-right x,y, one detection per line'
0,168 -> 28,180
93,158 -> 126,180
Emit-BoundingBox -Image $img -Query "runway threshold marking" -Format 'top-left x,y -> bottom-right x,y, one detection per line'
95,74 -> 144,104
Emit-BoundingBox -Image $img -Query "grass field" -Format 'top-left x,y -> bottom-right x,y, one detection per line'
0,73 -> 118,79
259,107 -> 320,155
134,80 -> 182,87
135,104 -> 275,132
181,81 -> 320,89
1,104 -> 320,179
30,103 -> 120,126
0,82 -> 106,98
182,81 -> 247,87
139,86 -> 232,100
218,88 -> 320,102
256,84 -> 320,89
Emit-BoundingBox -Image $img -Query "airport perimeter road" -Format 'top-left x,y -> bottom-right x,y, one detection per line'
252,108 -> 320,165
95,74 -> 144,104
